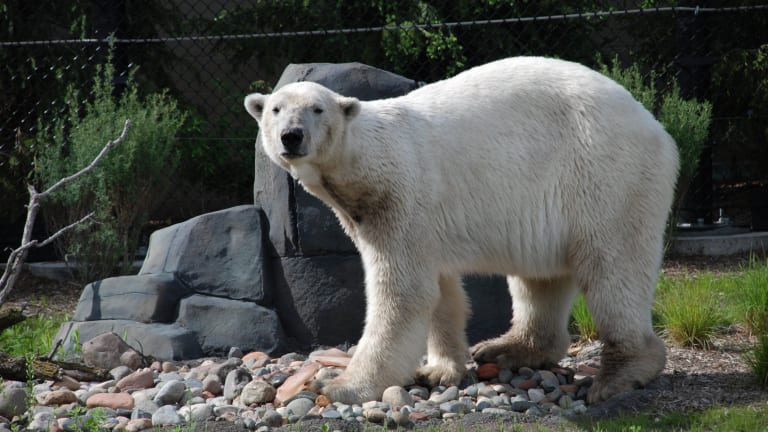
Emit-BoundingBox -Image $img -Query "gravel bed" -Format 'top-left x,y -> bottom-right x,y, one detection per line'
0,344 -> 607,432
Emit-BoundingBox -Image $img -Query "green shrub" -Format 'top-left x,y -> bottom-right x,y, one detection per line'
655,274 -> 726,348
598,56 -> 656,112
658,84 -> 713,204
597,56 -> 713,231
36,50 -> 186,282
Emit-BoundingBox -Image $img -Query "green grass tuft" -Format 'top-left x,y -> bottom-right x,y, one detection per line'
587,405 -> 768,431
737,257 -> 768,335
745,334 -> 768,388
655,274 -> 726,348
0,309 -> 68,357
570,293 -> 598,342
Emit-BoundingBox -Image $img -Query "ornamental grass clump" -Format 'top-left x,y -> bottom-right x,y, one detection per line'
736,258 -> 768,336
746,334 -> 768,388
655,274 -> 726,349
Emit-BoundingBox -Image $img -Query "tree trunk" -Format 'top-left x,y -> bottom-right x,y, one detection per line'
0,351 -> 110,382
0,308 -> 26,332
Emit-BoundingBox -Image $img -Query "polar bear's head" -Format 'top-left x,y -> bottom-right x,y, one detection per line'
244,82 -> 361,172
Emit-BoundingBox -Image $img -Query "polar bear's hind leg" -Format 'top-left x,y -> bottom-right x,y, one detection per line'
580,244 -> 666,403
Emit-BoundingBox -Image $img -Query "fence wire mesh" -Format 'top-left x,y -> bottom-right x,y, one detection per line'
1,1 -> 767,235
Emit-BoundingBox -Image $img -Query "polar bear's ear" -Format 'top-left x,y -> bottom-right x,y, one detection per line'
338,96 -> 361,120
244,93 -> 266,122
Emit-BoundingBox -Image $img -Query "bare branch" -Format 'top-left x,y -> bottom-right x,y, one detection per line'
37,119 -> 132,200
0,120 -> 131,306
37,212 -> 95,248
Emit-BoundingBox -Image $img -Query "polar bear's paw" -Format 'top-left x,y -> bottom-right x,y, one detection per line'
586,377 -> 636,404
470,337 -> 559,371
587,334 -> 666,403
308,376 -> 378,405
415,363 -> 465,388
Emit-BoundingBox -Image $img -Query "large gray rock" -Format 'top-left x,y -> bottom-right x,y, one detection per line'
273,255 -> 366,349
254,63 -> 419,257
55,320 -> 203,361
81,332 -> 137,370
73,274 -> 190,323
139,205 -> 270,304
0,387 -> 28,419
176,294 -> 284,356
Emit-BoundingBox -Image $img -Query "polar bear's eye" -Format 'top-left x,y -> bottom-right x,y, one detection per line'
313,107 -> 323,114
272,107 -> 280,114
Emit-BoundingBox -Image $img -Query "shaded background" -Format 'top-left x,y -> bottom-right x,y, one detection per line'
1,0 -> 767,261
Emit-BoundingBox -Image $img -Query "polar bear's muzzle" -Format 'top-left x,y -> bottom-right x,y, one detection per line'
280,127 -> 306,158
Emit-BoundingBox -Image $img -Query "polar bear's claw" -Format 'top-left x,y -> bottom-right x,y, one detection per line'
309,376 -> 378,405
470,339 -> 507,364
415,364 -> 465,388
470,337 -> 560,371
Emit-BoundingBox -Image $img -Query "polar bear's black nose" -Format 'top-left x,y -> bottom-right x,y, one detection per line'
280,128 -> 304,154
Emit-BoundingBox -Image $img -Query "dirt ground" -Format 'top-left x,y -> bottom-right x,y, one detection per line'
3,253 -> 768,430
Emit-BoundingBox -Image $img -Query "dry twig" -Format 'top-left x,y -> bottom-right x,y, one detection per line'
0,119 -> 131,306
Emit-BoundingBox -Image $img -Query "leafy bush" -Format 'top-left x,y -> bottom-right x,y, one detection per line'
36,51 -> 186,282
658,85 -> 713,199
598,56 -> 713,219
598,56 -> 656,113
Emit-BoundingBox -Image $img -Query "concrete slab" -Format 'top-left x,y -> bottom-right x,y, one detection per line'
670,231 -> 768,256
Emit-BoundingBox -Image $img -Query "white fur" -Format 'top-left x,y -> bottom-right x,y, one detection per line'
245,57 -> 679,404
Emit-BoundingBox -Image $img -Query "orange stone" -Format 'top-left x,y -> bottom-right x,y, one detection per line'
242,351 -> 270,362
116,368 -> 154,391
476,363 -> 500,380
86,392 -> 135,410
577,364 -> 600,376
315,394 -> 331,407
309,348 -> 350,359
559,384 -> 579,394
275,362 -> 321,404
409,411 -> 430,422
517,378 -> 538,390
310,355 -> 351,368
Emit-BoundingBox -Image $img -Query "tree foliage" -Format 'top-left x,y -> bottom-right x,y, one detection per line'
35,51 -> 186,282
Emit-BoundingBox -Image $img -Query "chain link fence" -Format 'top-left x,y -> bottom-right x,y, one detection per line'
1,1 -> 767,252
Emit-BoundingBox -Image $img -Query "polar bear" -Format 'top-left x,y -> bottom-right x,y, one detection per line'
244,57 -> 678,405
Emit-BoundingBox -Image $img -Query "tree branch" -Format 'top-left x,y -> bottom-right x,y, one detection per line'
0,120 -> 131,306
37,120 -> 132,200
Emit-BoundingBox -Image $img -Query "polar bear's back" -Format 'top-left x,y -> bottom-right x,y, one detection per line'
367,57 -> 678,276
390,56 -> 677,198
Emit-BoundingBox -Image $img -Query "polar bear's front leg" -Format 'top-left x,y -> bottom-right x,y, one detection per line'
311,259 -> 440,404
